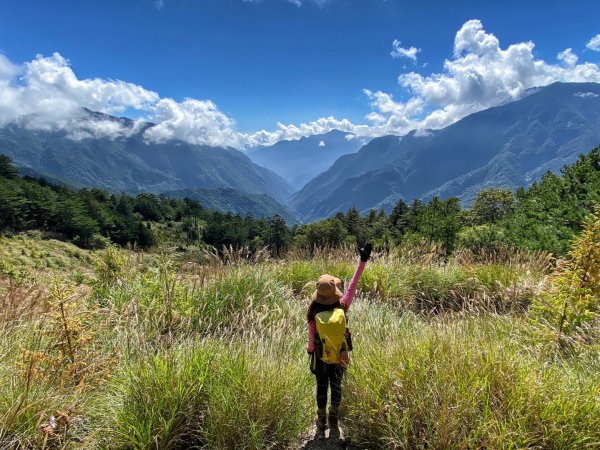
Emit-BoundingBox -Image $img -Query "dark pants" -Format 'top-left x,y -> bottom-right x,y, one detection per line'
315,362 -> 344,409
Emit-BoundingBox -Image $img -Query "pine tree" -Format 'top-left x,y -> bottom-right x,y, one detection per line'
0,154 -> 18,179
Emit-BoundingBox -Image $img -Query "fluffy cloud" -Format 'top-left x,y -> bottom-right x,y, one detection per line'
0,51 -> 365,147
391,40 -> 421,62
367,20 -> 600,135
143,98 -> 239,148
3,20 -> 600,150
0,54 -> 19,79
240,116 -> 371,147
318,140 -> 326,147
557,48 -> 578,67
587,34 -> 600,52
0,52 -> 158,138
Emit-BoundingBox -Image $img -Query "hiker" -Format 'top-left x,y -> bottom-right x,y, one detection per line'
306,242 -> 372,438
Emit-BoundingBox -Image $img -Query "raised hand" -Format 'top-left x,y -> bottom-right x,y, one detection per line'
358,242 -> 372,262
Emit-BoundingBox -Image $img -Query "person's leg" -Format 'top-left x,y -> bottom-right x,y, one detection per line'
328,364 -> 345,428
315,370 -> 328,431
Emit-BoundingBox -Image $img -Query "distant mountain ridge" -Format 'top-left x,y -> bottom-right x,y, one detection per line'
246,130 -> 365,189
290,82 -> 600,221
0,109 -> 295,217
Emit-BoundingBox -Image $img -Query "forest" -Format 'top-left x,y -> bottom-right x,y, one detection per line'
1,147 -> 598,257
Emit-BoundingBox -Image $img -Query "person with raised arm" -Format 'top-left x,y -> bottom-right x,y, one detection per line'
306,243 -> 372,439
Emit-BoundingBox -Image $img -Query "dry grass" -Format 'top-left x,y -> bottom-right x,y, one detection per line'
0,234 -> 598,449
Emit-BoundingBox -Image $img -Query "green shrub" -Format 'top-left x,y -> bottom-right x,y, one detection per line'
202,341 -> 312,449
456,224 -> 509,253
531,206 -> 600,337
96,339 -> 312,450
97,344 -> 211,449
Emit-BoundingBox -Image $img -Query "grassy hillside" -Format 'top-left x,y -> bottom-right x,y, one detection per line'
1,213 -> 599,449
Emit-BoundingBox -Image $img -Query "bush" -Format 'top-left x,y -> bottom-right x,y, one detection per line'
97,340 -> 312,450
201,341 -> 312,449
531,206 -> 600,337
456,224 -> 509,253
98,345 -> 211,449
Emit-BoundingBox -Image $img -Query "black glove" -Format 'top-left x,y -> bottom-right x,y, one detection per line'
359,243 -> 372,262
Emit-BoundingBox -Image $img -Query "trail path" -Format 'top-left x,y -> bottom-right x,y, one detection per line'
292,425 -> 359,450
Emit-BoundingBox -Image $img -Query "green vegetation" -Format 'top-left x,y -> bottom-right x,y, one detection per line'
503,147 -> 600,255
0,147 -> 599,448
2,146 -> 599,258
0,155 -> 290,253
163,187 -> 298,224
0,209 -> 599,448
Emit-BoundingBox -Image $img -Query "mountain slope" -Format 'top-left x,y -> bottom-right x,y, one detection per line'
291,82 -> 600,221
163,187 -> 299,223
0,111 -> 294,203
246,130 -> 365,189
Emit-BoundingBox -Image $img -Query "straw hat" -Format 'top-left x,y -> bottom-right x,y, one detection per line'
312,274 -> 343,305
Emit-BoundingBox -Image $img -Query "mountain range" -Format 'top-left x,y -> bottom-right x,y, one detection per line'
290,82 -> 600,221
0,110 -> 296,223
246,130 -> 365,190
0,110 -> 295,217
2,82 -> 600,224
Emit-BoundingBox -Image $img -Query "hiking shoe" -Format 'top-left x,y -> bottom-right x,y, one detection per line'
316,411 -> 327,433
328,413 -> 338,429
314,427 -> 326,440
329,425 -> 341,441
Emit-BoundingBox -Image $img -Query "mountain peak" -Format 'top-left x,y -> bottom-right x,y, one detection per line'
291,82 -> 600,221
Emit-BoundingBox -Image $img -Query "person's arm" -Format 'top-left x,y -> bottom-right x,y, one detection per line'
307,320 -> 316,353
341,243 -> 372,312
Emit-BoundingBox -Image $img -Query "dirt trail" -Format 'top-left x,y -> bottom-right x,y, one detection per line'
292,425 -> 359,450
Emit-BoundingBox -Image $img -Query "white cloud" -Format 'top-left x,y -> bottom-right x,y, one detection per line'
318,140 -> 325,147
413,129 -> 433,137
155,0 -> 165,9
0,54 -> 19,79
143,98 -> 240,148
0,52 -> 158,139
575,91 -> 599,98
2,20 -> 600,150
366,20 -> 600,135
0,51 -> 364,147
391,40 -> 420,62
239,116 -> 371,147
587,34 -> 600,52
557,48 -> 578,67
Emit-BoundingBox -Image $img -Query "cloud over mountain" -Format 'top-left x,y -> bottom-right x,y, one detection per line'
1,20 -> 599,148
367,20 -> 600,135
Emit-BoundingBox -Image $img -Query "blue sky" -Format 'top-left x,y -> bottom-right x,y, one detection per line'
0,0 -> 599,147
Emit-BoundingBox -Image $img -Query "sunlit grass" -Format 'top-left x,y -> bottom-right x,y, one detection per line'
0,236 -> 598,449
343,304 -> 600,448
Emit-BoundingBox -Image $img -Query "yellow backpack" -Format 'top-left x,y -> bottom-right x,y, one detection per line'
314,308 -> 349,364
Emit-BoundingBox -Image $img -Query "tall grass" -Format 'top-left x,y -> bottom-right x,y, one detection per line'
343,303 -> 600,449
94,338 -> 313,450
96,344 -> 212,449
0,235 -> 598,449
